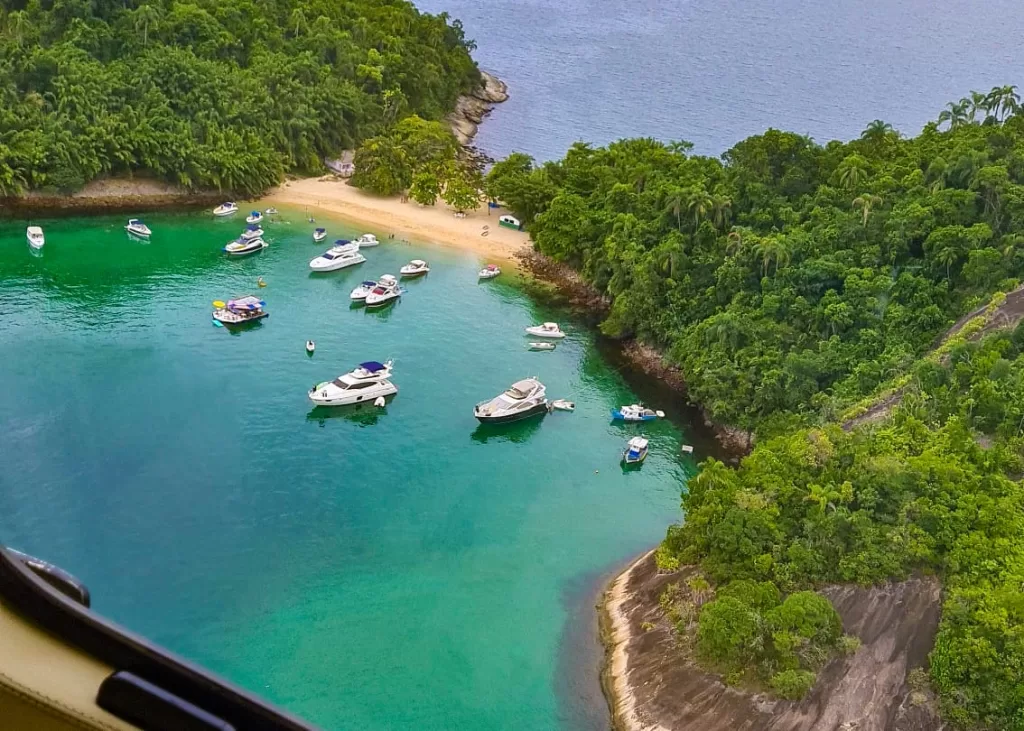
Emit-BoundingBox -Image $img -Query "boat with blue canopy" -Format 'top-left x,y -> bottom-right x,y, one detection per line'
621,436 -> 649,465
246,210 -> 263,224
611,404 -> 664,422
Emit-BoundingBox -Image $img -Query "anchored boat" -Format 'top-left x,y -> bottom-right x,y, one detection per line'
26,226 -> 44,249
622,436 -> 649,465
474,378 -> 548,424
611,404 -> 664,422
308,360 -> 397,407
212,295 -> 268,326
213,202 -> 238,217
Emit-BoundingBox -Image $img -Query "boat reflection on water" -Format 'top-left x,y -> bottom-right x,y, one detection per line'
306,402 -> 389,427
223,319 -> 265,336
470,415 -> 544,444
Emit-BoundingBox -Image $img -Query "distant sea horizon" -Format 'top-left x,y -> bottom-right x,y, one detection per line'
418,0 -> 1024,161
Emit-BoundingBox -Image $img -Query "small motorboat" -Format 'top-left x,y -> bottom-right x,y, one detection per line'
310,242 -> 366,272
622,436 -> 649,465
265,208 -> 279,215
313,228 -> 328,243
213,202 -> 238,217
309,360 -> 397,407
306,340 -> 315,354
223,237 -> 267,256
125,219 -> 151,237
525,322 -> 565,339
354,233 -> 379,247
528,342 -> 556,351
240,225 -> 264,242
246,210 -> 263,224
474,378 -> 548,424
365,274 -> 401,308
551,399 -> 575,411
479,264 -> 501,279
350,280 -> 378,302
26,226 -> 44,249
611,404 -> 665,422
399,259 -> 430,277
212,295 -> 268,326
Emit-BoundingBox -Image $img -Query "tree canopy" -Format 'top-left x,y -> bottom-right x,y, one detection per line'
0,0 -> 480,195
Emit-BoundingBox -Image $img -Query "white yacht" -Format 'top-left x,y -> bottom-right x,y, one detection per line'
308,360 -> 397,407
245,210 -> 263,224
478,264 -> 500,279
125,219 -> 151,237
354,233 -> 379,247
26,226 -> 44,249
309,242 -> 365,272
399,259 -> 430,277
240,224 -> 264,241
525,322 -> 566,339
213,202 -> 238,217
474,378 -> 549,424
313,227 -> 327,243
223,237 -> 267,256
350,280 -> 378,302
364,275 -> 401,308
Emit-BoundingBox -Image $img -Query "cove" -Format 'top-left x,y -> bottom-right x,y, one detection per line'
0,209 -> 698,730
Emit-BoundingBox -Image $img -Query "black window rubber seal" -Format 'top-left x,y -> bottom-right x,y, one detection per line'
0,546 -> 319,731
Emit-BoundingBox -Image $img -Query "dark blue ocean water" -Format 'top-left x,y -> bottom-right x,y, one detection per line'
419,0 -> 1024,160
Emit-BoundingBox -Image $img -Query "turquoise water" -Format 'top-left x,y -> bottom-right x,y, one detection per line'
417,0 -> 1024,159
0,211 -> 694,729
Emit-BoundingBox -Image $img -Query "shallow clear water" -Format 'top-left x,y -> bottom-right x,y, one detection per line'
0,211 -> 695,730
418,0 -> 1024,159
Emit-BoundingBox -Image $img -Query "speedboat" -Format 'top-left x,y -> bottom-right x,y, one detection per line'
26,226 -> 44,249
474,378 -> 548,424
350,280 -> 378,301
310,242 -> 365,272
313,227 -> 327,243
399,259 -> 430,277
365,274 -> 401,308
551,399 -> 575,411
265,207 -> 279,215
246,210 -> 263,224
125,219 -> 151,237
354,233 -> 379,247
525,322 -> 565,339
240,225 -> 264,241
528,342 -> 556,351
306,340 -> 315,354
213,202 -> 238,217
622,436 -> 649,465
212,295 -> 268,326
223,237 -> 267,256
479,264 -> 500,279
611,404 -> 665,422
308,360 -> 397,406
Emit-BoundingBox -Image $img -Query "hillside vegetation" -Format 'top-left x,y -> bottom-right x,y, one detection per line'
0,0 -> 479,195
487,89 -> 1024,728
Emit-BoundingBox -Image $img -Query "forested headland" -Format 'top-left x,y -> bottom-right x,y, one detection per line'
485,89 -> 1024,728
0,0 -> 479,196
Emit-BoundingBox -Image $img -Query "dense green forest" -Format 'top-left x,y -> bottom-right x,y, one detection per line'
487,89 -> 1024,726
488,86 -> 1024,436
0,0 -> 479,195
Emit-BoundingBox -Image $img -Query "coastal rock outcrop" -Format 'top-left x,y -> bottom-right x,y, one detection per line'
449,71 -> 509,146
603,552 -> 944,731
1,178 -> 221,216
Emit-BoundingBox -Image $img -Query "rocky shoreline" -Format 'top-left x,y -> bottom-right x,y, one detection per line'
601,551 -> 945,731
449,70 -> 509,147
0,178 -> 222,217
515,248 -> 753,454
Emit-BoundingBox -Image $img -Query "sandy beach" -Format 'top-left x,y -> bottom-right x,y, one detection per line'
261,178 -> 530,261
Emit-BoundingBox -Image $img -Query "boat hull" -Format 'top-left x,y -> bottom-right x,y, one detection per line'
622,450 -> 648,465
310,254 -> 366,272
474,400 -> 549,424
214,209 -> 237,217
611,410 -> 657,422
225,242 -> 267,256
308,382 -> 397,407
400,269 -> 428,278
27,238 -> 44,249
212,311 -> 269,326
125,227 -> 150,238
525,329 -> 565,339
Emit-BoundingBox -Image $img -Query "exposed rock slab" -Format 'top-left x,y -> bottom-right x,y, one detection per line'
449,71 -> 509,146
603,552 -> 944,731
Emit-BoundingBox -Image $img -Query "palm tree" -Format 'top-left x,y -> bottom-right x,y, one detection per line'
289,7 -> 307,36
686,187 -> 713,230
710,193 -> 731,231
662,187 -> 686,231
836,155 -> 868,191
7,10 -> 27,43
988,85 -> 1021,121
852,194 -> 882,227
860,119 -> 894,145
726,229 -> 744,255
968,91 -> 989,123
938,99 -> 970,130
935,246 -> 960,279
755,236 -> 791,276
134,4 -> 161,46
